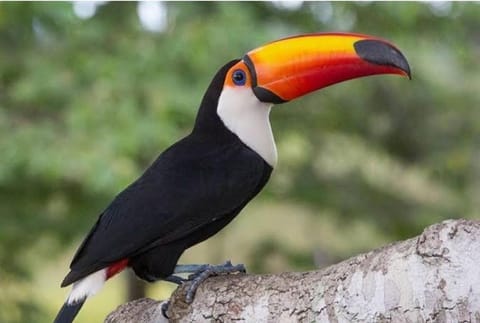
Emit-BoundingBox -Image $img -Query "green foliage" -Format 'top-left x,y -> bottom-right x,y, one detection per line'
0,2 -> 479,322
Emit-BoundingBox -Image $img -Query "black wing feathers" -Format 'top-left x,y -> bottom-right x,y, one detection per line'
63,134 -> 271,285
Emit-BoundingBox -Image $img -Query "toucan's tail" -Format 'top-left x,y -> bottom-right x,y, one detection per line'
53,299 -> 86,323
54,268 -> 110,323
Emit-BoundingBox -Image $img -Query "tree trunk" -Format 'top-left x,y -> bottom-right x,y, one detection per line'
105,219 -> 480,322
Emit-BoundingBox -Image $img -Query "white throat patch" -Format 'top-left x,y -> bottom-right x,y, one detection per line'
217,87 -> 277,167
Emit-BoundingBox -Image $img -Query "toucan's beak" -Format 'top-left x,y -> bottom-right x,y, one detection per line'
243,33 -> 411,103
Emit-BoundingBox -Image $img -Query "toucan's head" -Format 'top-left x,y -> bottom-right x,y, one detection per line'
198,32 -> 411,167
223,32 -> 410,105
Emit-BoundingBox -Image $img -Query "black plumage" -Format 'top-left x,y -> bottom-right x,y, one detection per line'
53,300 -> 85,323
61,60 -> 272,286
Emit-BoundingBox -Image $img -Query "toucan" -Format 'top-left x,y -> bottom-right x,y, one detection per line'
54,32 -> 410,323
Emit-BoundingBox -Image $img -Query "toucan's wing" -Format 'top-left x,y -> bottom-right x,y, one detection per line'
62,137 -> 271,286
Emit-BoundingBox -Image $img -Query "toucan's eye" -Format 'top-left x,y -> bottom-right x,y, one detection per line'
232,69 -> 246,86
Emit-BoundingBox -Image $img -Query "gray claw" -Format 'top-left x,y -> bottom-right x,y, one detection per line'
161,300 -> 170,318
184,261 -> 246,304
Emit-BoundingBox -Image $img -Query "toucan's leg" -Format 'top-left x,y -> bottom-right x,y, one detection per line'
179,260 -> 246,303
173,264 -> 210,274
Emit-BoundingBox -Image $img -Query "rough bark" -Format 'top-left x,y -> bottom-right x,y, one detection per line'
105,219 -> 480,322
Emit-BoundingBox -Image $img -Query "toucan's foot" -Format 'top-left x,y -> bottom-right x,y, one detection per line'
187,260 -> 246,280
173,260 -> 246,304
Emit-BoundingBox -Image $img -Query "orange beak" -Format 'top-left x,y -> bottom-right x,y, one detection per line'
243,32 -> 411,103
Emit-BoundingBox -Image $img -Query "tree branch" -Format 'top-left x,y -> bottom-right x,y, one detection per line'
105,219 -> 480,322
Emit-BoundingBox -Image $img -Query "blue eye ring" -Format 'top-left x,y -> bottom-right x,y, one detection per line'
232,69 -> 246,86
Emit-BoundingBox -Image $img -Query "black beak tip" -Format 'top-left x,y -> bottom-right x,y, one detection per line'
354,39 -> 411,80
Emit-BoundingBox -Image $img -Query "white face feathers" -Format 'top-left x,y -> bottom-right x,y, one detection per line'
217,87 -> 277,167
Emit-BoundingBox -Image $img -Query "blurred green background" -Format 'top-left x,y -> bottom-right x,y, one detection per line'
1,1 -> 479,322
